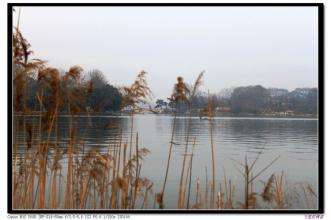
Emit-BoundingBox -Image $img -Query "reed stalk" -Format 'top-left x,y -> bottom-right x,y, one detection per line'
58,169 -> 63,209
231,150 -> 280,209
274,172 -> 283,209
128,111 -> 134,205
79,175 -> 90,209
132,132 -> 140,208
207,100 -> 216,208
178,109 -> 192,208
65,101 -> 74,209
12,119 -> 19,209
141,182 -> 153,209
121,143 -> 128,209
178,72 -> 204,208
186,137 -> 197,209
159,103 -> 178,209
204,166 -> 209,209
194,177 -> 201,208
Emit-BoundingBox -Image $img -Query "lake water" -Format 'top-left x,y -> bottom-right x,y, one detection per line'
16,115 -> 319,209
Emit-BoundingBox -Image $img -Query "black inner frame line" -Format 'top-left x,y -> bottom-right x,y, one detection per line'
7,2 -> 324,214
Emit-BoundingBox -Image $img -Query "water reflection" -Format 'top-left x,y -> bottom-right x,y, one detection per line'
15,115 -> 318,209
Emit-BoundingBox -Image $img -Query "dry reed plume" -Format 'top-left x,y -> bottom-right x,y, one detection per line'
12,20 -> 153,210
178,71 -> 204,208
199,95 -> 216,208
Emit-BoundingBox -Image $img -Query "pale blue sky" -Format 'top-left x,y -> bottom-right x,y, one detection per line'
13,6 -> 318,99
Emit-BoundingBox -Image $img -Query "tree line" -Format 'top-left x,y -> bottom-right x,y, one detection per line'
22,69 -> 122,113
155,85 -> 318,116
22,69 -> 317,116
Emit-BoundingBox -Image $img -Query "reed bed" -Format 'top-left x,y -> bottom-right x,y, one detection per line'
12,22 -> 318,210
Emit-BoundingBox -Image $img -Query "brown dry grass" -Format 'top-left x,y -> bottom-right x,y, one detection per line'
12,18 -> 317,210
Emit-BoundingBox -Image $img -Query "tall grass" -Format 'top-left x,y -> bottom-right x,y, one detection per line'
12,25 -> 154,209
199,95 -> 216,208
158,76 -> 189,208
12,19 -> 318,210
178,72 -> 204,208
120,70 -> 152,209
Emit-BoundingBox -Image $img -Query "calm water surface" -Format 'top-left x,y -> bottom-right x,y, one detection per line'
17,115 -> 319,209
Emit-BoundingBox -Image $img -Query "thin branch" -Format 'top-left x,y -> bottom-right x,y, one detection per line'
233,164 -> 246,178
249,155 -> 280,184
249,144 -> 266,171
229,158 -> 245,168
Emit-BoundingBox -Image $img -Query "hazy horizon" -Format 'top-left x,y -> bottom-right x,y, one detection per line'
13,6 -> 318,100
